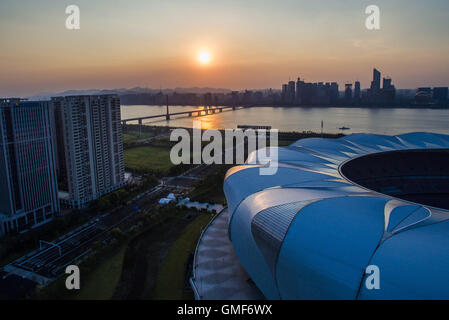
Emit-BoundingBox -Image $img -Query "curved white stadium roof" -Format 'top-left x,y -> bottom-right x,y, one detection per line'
223,132 -> 449,300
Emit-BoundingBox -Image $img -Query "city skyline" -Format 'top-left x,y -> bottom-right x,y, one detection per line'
1,0 -> 449,97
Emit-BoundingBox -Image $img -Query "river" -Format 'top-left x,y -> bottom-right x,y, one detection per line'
121,105 -> 449,135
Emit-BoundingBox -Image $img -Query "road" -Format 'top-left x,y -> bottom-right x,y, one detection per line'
1,164 -> 214,291
3,184 -> 166,283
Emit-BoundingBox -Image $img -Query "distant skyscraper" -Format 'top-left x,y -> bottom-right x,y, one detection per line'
295,77 -> 303,104
242,90 -> 253,104
330,82 -> 339,104
254,91 -> 263,103
316,82 -> 329,105
415,88 -> 432,105
417,88 -> 432,95
354,81 -> 361,101
433,87 -> 448,105
52,95 -> 125,208
382,77 -> 396,103
281,84 -> 288,103
345,84 -> 353,103
288,81 -> 296,104
367,69 -> 396,105
371,68 -> 381,93
284,76 -> 339,106
0,100 -> 59,236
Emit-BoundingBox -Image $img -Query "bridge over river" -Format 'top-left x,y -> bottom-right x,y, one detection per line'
121,104 -> 256,126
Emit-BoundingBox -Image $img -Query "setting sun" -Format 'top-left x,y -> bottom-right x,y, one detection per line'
198,51 -> 211,64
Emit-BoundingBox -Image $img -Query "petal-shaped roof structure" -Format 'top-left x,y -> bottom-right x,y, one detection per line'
221,132 -> 449,300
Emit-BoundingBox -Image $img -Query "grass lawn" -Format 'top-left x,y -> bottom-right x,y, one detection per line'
73,245 -> 128,300
152,213 -> 213,300
123,132 -> 153,144
188,166 -> 230,205
124,146 -> 174,172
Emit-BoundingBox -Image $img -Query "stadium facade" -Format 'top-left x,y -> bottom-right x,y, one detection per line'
191,132 -> 449,300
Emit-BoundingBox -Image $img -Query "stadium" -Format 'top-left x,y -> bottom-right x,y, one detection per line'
191,132 -> 449,300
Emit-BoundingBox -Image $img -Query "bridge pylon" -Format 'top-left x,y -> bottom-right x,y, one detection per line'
166,95 -> 170,120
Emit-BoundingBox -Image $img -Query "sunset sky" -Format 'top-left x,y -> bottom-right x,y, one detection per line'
1,0 -> 449,97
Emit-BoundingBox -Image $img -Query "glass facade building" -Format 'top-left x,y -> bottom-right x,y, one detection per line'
0,100 -> 59,236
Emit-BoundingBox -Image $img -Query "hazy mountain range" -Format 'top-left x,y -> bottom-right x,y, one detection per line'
27,87 -> 234,101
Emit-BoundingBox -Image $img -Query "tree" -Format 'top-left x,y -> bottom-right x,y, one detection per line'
111,227 -> 124,240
